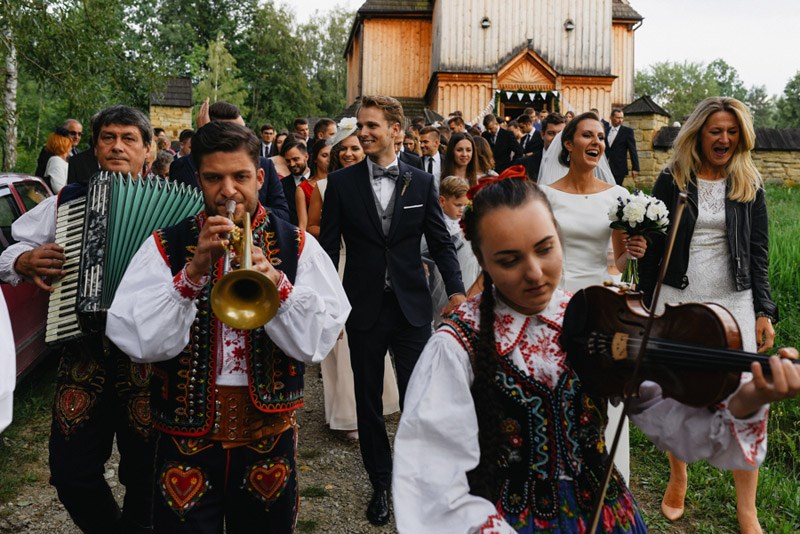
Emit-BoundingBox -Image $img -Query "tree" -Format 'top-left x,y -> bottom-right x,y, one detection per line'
776,71 -> 800,128
1,1 -> 18,170
745,85 -> 776,128
193,37 -> 248,114
299,6 -> 355,118
235,1 -> 318,129
635,61 -> 719,121
151,0 -> 258,74
707,58 -> 747,101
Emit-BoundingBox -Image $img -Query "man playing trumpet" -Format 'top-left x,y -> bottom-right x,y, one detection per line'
107,121 -> 349,532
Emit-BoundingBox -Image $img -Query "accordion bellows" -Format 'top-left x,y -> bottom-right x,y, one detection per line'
46,172 -> 204,344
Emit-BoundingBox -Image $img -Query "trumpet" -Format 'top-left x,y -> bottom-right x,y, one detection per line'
210,200 -> 280,329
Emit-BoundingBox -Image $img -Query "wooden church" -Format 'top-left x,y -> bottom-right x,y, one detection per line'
344,0 -> 643,123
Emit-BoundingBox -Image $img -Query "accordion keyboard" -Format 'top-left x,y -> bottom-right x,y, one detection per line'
45,197 -> 88,344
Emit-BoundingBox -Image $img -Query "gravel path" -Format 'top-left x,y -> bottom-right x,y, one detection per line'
0,363 -> 399,533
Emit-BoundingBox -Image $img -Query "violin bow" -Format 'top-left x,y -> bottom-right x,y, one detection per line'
587,192 -> 689,533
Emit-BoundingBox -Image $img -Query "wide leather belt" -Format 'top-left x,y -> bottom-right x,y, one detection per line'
208,386 -> 294,448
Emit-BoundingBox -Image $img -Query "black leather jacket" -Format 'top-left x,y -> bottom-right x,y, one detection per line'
638,168 -> 779,322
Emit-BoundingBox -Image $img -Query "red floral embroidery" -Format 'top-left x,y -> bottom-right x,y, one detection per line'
276,272 -> 293,303
218,323 -> 248,379
173,266 -> 207,300
479,512 -> 506,533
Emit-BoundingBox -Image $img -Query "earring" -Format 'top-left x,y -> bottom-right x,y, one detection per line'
566,152 -> 571,163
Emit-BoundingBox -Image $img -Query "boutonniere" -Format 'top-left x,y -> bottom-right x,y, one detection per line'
401,172 -> 412,196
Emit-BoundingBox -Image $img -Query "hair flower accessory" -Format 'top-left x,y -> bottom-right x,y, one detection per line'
466,165 -> 529,200
338,117 -> 357,130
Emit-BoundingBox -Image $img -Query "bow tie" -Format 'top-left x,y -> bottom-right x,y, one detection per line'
373,165 -> 399,180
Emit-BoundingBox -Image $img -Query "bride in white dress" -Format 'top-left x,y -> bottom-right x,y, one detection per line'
538,112 -> 647,483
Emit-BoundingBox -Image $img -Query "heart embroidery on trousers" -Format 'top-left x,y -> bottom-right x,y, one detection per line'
244,459 -> 290,505
160,462 -> 209,517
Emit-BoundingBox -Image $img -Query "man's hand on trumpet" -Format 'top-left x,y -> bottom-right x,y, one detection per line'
251,247 -> 282,285
186,215 -> 235,283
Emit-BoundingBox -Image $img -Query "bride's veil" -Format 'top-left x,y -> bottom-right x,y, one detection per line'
536,131 -> 616,186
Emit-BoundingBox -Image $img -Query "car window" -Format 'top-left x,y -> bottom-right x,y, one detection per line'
14,181 -> 49,211
0,192 -> 20,251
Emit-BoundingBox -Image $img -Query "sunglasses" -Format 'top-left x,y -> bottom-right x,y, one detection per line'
69,131 -> 83,137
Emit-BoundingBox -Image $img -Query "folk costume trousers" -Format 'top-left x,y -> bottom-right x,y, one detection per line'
152,425 -> 299,533
48,339 -> 154,533
347,289 -> 432,491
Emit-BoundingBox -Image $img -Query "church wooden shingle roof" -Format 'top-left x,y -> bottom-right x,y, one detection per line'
150,77 -> 192,108
357,0 -> 432,15
653,127 -> 800,151
612,0 -> 643,21
624,96 -> 669,117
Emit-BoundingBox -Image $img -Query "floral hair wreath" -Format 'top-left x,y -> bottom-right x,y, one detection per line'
461,165 -> 529,235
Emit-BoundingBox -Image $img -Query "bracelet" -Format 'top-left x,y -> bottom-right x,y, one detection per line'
755,312 -> 774,324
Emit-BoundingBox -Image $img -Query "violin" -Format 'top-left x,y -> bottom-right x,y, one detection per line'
560,285 -> 790,407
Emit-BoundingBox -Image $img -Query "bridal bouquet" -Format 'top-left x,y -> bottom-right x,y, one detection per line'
608,190 -> 669,287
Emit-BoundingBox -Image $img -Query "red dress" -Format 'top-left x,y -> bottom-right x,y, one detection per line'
299,180 -> 315,207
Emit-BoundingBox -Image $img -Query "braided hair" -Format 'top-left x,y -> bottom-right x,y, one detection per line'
461,177 -> 557,500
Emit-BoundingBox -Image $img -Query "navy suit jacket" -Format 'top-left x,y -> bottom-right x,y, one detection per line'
604,125 -> 640,185
319,159 -> 464,329
398,150 -> 424,170
169,155 -> 290,221
482,128 -> 524,172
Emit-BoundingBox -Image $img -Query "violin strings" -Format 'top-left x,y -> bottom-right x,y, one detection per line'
624,338 -> 776,373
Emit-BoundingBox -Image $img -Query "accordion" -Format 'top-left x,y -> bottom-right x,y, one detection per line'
46,172 -> 204,344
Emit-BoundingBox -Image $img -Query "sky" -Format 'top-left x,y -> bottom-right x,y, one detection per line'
287,0 -> 799,96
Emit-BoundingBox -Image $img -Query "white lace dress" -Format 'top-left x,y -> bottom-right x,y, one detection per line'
658,178 -> 757,352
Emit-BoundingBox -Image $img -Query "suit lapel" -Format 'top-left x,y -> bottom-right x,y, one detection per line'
354,160 -> 384,237
387,161 -> 411,242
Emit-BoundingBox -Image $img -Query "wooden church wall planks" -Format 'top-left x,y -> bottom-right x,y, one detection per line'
345,0 -> 642,121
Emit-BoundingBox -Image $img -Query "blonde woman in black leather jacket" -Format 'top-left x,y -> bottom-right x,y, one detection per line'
639,97 -> 777,533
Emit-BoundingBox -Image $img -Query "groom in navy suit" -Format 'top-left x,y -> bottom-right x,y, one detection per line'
320,95 -> 465,526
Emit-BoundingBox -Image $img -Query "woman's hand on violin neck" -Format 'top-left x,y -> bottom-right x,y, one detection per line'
623,235 -> 647,259
729,348 -> 800,418
756,316 -> 775,353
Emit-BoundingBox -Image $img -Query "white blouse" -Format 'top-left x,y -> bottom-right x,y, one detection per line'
392,290 -> 769,533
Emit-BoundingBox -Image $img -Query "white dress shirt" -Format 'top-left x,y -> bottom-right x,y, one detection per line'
423,152 -> 441,181
608,126 -> 620,146
367,157 -> 399,211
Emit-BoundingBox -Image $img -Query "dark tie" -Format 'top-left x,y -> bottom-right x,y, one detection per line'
264,144 -> 270,157
492,133 -> 497,144
426,157 -> 433,174
373,166 -> 399,180
521,134 -> 529,148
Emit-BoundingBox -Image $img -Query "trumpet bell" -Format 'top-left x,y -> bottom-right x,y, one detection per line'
210,269 -> 280,330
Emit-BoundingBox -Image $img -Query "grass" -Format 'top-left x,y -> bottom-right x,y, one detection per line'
299,485 -> 329,498
0,356 -> 57,504
630,184 -> 800,532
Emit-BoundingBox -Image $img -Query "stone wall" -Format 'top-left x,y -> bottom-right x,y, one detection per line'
626,113 -> 800,188
149,105 -> 192,140
624,113 -> 670,188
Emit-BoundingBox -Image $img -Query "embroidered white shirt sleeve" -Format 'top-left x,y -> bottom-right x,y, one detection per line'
0,195 -> 58,285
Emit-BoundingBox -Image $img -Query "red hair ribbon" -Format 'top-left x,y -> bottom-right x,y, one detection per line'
466,165 -> 529,200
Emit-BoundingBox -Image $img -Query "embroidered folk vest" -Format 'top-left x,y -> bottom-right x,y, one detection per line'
442,313 -> 628,524
151,206 -> 305,436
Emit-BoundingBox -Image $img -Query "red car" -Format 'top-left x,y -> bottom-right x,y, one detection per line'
0,174 -> 52,379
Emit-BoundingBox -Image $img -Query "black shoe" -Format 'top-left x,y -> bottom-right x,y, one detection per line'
366,488 -> 390,526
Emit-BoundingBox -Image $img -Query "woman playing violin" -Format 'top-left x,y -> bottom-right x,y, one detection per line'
638,97 -> 776,532
392,173 -> 799,533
